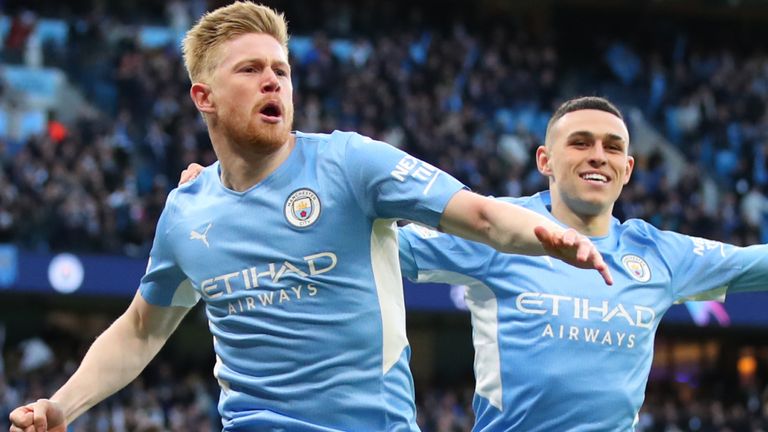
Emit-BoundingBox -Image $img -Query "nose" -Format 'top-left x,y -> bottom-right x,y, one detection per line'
588,142 -> 607,166
260,69 -> 280,93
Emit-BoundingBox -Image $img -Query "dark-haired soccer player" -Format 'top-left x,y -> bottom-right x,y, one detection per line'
399,96 -> 768,431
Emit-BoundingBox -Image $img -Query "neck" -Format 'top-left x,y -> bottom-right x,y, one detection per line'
548,191 -> 612,237
213,133 -> 296,192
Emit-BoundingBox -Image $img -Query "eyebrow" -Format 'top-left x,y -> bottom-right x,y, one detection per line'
232,58 -> 291,71
567,131 -> 626,143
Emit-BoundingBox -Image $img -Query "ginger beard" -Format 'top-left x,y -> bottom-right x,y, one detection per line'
214,98 -> 294,155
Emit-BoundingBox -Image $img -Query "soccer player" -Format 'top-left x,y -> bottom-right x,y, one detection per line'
8,4 -> 611,432
398,96 -> 768,431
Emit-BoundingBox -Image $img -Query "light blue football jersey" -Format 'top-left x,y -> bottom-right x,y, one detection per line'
399,191 -> 768,432
140,130 -> 464,431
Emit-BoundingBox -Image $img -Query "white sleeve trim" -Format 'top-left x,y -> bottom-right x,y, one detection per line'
170,279 -> 201,308
675,285 -> 728,304
417,270 -> 503,411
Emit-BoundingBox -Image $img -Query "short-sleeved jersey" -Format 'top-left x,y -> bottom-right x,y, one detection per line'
140,131 -> 464,431
399,191 -> 768,432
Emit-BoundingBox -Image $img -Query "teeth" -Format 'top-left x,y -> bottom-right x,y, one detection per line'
582,173 -> 607,182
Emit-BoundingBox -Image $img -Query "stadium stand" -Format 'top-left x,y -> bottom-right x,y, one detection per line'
1,0 -> 767,431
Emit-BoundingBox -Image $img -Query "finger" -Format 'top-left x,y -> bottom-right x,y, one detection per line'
575,240 -> 591,263
562,229 -> 578,247
178,170 -> 189,186
533,226 -> 552,245
534,226 -> 560,253
32,401 -> 48,432
188,163 -> 204,178
9,406 -> 33,427
599,265 -> 613,285
591,251 -> 613,285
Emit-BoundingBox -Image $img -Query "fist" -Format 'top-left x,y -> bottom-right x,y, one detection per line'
8,399 -> 67,432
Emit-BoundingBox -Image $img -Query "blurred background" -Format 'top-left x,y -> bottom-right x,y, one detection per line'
1,0 -> 768,430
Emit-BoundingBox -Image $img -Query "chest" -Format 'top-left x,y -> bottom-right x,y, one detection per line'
485,247 -> 675,331
169,181 -> 368,291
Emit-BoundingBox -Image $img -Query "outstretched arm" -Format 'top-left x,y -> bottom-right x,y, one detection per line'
727,244 -> 768,293
179,163 -> 612,284
9,293 -> 190,431
440,190 -> 613,284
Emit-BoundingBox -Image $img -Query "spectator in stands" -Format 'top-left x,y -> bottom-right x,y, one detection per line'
3,10 -> 36,64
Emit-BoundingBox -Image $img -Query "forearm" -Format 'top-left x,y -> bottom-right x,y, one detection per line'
49,295 -> 188,424
440,193 -> 563,255
483,199 -> 565,254
50,312 -> 165,423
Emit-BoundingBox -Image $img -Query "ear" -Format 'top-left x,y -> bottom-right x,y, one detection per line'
536,145 -> 553,176
622,155 -> 635,185
190,82 -> 215,114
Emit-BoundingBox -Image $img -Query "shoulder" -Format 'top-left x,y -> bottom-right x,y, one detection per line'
295,130 -> 381,160
295,130 -> 371,146
614,218 -> 695,257
618,218 -> 675,241
295,130 -> 333,143
319,130 -> 394,151
167,163 -> 219,214
175,162 -> 215,193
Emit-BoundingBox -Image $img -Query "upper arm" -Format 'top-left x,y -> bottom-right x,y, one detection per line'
726,244 -> 768,293
139,195 -> 201,308
127,291 -> 191,342
650,227 -> 747,300
343,132 -> 464,225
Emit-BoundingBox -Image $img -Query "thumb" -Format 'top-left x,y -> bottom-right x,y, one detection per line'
534,226 -> 556,249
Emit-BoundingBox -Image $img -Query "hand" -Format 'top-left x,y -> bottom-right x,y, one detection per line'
9,399 -> 66,432
178,163 -> 205,186
534,226 -> 614,285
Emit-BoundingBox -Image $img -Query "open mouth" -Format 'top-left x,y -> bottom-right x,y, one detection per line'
259,102 -> 282,122
580,172 -> 609,184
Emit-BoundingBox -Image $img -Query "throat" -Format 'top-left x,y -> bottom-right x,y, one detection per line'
217,136 -> 295,192
549,199 -> 612,237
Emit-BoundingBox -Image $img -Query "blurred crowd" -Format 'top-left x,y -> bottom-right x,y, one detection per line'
1,331 -> 220,432
1,333 -> 767,432
2,0 -> 768,430
0,1 -> 766,256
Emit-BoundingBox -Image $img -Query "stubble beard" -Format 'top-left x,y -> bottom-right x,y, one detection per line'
221,104 -> 294,155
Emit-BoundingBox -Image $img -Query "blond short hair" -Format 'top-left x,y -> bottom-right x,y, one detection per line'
182,1 -> 289,83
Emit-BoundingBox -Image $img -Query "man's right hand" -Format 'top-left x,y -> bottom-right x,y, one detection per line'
179,163 -> 205,186
9,399 -> 66,432
533,226 -> 614,285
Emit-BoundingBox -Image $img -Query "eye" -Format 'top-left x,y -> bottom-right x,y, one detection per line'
240,65 -> 259,73
275,68 -> 289,77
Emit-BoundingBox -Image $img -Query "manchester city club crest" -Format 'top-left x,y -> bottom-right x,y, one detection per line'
284,188 -> 321,228
621,254 -> 651,283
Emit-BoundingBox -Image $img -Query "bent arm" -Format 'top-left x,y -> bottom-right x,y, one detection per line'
51,292 -> 190,424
